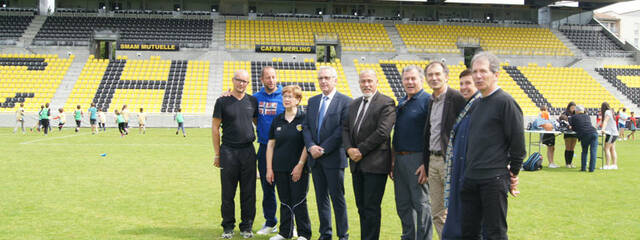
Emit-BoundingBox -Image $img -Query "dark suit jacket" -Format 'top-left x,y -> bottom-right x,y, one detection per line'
342,92 -> 396,174
423,87 -> 466,173
302,91 -> 352,169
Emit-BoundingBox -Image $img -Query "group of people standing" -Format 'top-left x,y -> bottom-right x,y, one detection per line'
211,51 -> 524,240
538,100 -> 631,173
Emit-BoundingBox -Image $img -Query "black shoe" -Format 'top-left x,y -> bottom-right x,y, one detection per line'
176,131 -> 178,135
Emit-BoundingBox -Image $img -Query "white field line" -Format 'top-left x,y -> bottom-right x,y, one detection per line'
20,132 -> 92,144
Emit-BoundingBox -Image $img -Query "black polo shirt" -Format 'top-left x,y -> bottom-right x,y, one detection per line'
268,110 -> 307,172
213,94 -> 259,148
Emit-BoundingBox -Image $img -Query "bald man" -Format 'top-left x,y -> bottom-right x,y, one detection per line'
212,70 -> 259,239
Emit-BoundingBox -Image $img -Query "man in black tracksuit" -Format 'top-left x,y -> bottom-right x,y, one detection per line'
461,52 -> 526,240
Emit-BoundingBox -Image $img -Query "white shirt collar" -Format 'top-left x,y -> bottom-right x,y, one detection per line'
323,88 -> 337,100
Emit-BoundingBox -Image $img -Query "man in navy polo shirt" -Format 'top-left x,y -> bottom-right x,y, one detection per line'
393,66 -> 433,240
253,66 -> 285,235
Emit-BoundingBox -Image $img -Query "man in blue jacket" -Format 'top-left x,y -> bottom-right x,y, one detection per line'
253,66 -> 285,235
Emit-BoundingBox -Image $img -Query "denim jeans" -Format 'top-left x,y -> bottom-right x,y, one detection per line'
580,132 -> 599,172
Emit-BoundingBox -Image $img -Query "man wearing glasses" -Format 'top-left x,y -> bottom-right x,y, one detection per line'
212,70 -> 259,239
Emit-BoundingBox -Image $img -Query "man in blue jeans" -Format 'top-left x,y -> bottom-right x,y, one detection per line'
253,66 -> 284,234
569,105 -> 599,172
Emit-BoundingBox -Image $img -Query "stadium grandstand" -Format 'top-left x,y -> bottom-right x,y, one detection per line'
1,0 -> 639,128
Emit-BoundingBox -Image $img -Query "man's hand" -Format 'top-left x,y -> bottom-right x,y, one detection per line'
221,89 -> 231,97
291,164 -> 303,182
347,148 -> 362,162
389,161 -> 395,180
309,145 -> 325,159
213,155 -> 220,168
415,164 -> 427,184
509,171 -> 520,197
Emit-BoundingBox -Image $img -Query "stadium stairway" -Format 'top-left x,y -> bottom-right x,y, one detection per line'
17,15 -> 46,47
550,28 -> 584,59
574,59 -> 639,113
341,56 -> 362,97
206,51 -> 229,114
210,20 -> 225,51
385,24 -> 408,54
49,53 -> 89,110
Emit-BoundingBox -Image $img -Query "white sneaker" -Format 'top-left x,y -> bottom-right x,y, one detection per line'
602,165 -> 610,170
240,231 -> 254,238
549,163 -> 559,168
257,226 -> 275,235
297,237 -> 308,240
269,234 -> 286,240
611,165 -> 618,170
221,231 -> 234,239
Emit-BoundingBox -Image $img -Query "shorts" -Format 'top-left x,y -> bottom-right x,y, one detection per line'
605,134 -> 618,144
75,120 -> 81,127
90,119 -> 96,125
58,122 -> 65,127
563,133 -> 577,139
542,133 -> 555,146
618,122 -> 626,129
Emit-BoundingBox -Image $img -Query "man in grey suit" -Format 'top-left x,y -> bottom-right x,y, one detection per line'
342,69 -> 396,240
302,66 -> 352,240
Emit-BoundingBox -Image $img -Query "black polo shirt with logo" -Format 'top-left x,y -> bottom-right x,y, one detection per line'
268,110 -> 307,172
213,94 -> 259,148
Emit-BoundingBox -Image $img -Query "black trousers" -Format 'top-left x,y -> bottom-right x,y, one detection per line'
274,170 -> 312,239
460,174 -> 509,240
40,119 -> 50,134
352,170 -> 387,240
220,144 -> 256,232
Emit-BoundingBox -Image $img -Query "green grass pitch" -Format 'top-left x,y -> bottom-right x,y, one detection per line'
2,128 -> 639,239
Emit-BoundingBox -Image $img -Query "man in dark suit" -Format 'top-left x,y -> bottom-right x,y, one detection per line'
422,61 -> 467,235
342,69 -> 396,240
302,66 -> 352,240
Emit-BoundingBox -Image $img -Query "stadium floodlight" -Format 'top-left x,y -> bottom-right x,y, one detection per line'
1,4 -> 5,8
319,11 -> 323,15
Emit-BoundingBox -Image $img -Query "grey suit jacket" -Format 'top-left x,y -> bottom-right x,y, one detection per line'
342,92 -> 396,174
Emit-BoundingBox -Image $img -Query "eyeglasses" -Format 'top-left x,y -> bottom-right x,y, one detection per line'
233,78 -> 249,84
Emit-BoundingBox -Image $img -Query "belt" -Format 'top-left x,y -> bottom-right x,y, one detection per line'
430,150 -> 443,156
395,151 -> 418,156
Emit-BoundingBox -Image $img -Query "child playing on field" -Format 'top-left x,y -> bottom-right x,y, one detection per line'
52,108 -> 66,131
174,108 -> 186,137
138,108 -> 146,134
98,108 -> 106,132
74,105 -> 83,132
115,109 -> 127,137
31,105 -> 44,132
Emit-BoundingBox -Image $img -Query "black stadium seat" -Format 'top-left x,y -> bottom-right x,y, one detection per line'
33,16 -> 213,48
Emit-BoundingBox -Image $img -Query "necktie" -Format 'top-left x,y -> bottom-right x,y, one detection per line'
317,96 -> 329,138
354,98 -> 369,135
